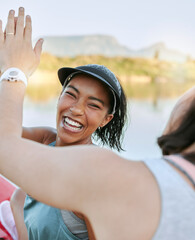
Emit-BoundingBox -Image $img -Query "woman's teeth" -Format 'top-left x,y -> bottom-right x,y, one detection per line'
64,117 -> 82,130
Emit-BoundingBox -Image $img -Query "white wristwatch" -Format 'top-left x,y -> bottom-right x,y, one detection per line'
0,68 -> 28,87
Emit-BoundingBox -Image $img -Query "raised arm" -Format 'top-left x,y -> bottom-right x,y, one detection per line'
0,6 -> 118,212
0,8 -> 56,144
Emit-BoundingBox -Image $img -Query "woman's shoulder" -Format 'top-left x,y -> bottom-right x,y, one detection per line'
41,127 -> 57,145
82,152 -> 160,239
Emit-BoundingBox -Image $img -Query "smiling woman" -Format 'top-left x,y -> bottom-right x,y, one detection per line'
11,64 -> 127,240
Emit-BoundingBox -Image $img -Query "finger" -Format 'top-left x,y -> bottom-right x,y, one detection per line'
14,17 -> 18,35
0,20 -> 4,43
5,10 -> 15,40
34,38 -> 44,59
16,7 -> 25,37
24,15 -> 32,43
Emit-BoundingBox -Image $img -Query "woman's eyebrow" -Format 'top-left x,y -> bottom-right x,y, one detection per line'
67,85 -> 79,93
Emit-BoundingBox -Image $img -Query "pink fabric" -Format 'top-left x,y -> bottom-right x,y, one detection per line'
0,176 -> 17,240
0,176 -> 16,203
0,201 -> 18,240
0,223 -> 13,240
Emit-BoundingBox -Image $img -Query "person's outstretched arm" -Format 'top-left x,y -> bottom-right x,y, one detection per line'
0,5 -> 120,215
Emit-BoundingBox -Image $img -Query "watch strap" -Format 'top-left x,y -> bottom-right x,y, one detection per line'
0,68 -> 28,87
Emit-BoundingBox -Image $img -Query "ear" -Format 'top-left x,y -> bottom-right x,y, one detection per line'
99,114 -> 114,128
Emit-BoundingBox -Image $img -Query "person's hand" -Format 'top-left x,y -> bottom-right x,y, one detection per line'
0,7 -> 43,77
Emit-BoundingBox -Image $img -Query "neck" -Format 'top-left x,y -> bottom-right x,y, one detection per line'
55,137 -> 93,147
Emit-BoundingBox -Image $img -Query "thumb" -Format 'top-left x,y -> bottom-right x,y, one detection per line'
34,38 -> 44,59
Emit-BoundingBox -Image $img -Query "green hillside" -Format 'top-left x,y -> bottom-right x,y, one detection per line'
26,53 -> 195,101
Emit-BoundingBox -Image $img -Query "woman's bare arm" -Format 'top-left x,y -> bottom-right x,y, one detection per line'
10,189 -> 28,240
22,127 -> 57,144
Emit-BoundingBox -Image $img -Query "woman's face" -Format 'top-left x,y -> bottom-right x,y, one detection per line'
56,74 -> 113,146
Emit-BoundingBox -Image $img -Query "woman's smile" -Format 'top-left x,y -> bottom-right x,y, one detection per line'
62,116 -> 83,133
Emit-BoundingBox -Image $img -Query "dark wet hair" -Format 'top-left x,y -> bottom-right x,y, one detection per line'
62,73 -> 127,152
94,80 -> 127,151
157,98 -> 195,164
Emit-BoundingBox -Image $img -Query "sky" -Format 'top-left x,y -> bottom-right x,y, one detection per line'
1,0 -> 195,57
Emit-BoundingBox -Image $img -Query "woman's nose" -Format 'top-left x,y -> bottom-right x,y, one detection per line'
70,101 -> 85,116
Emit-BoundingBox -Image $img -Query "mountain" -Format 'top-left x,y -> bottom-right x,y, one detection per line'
40,35 -> 188,62
131,42 -> 187,62
41,35 -> 133,57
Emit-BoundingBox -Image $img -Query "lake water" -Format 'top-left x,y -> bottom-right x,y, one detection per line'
23,97 -> 177,160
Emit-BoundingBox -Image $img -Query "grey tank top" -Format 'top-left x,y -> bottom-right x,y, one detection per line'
50,141 -> 88,239
142,157 -> 195,240
61,210 -> 88,239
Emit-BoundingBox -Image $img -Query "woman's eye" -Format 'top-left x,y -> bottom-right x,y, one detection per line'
66,92 -> 76,98
89,104 -> 101,109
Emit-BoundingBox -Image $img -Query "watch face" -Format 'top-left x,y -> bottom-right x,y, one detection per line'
8,70 -> 19,81
9,71 -> 19,77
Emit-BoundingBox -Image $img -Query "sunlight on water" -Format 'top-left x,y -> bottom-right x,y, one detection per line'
120,99 -> 176,160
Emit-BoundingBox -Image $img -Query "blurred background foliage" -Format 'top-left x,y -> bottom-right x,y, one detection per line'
27,53 -> 195,101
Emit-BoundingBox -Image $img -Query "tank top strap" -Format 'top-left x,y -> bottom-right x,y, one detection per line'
48,141 -> 56,147
163,156 -> 195,189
